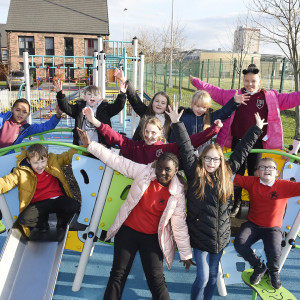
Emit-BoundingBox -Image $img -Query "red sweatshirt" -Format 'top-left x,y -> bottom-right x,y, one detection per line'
234,175 -> 300,227
96,122 -> 220,164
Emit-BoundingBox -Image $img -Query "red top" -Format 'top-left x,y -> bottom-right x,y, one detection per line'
124,180 -> 170,234
231,89 -> 268,140
31,171 -> 64,203
234,175 -> 300,227
97,122 -> 220,164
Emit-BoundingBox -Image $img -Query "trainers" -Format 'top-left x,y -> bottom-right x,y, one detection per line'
269,271 -> 282,289
250,262 -> 267,285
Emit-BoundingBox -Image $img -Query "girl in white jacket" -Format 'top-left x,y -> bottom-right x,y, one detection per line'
78,128 -> 194,300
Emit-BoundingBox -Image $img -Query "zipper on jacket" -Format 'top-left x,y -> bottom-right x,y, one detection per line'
216,196 -> 220,253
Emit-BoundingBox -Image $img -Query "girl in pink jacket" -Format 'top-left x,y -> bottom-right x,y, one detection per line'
78,128 -> 193,300
191,63 -> 300,217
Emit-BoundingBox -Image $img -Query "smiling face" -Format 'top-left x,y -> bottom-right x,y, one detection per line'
28,155 -> 48,174
11,102 -> 30,124
84,91 -> 101,107
203,148 -> 221,174
243,73 -> 261,93
152,94 -> 168,114
256,160 -> 278,184
143,123 -> 161,145
192,103 -> 208,117
155,158 -> 178,187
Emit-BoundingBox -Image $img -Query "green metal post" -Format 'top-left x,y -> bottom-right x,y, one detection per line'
188,68 -> 191,89
200,61 -> 204,81
270,57 -> 276,89
251,57 -> 254,64
231,58 -> 237,89
206,59 -> 210,82
218,58 -> 222,87
279,57 -> 287,93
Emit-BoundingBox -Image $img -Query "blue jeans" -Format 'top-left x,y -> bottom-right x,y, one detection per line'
191,248 -> 223,300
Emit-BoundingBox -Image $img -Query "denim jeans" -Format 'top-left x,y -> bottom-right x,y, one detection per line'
191,248 -> 223,300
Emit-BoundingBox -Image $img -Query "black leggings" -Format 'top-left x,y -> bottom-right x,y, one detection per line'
104,225 -> 170,300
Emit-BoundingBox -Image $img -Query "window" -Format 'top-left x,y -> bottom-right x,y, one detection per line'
45,37 -> 54,55
84,39 -> 98,56
19,62 -> 24,71
64,37 -> 74,56
1,49 -> 8,61
18,36 -> 35,56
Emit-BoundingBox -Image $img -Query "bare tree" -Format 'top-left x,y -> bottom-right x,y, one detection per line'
248,0 -> 300,138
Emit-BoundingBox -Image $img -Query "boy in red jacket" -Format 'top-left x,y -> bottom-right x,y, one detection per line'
233,157 -> 300,289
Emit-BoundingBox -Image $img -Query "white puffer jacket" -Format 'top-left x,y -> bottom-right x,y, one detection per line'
88,141 -> 192,269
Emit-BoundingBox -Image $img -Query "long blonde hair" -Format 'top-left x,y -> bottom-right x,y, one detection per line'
191,90 -> 212,130
141,116 -> 166,143
193,144 -> 233,204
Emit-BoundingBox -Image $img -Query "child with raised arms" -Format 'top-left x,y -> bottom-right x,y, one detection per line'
78,127 -> 194,299
82,106 -> 222,164
234,157 -> 300,289
167,103 -> 266,300
191,64 -> 300,217
114,68 -> 172,141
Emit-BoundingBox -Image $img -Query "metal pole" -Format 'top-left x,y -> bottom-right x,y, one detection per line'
168,0 -> 174,88
279,57 -> 286,93
231,58 -> 237,89
98,51 -> 106,99
131,37 -> 138,135
218,58 -> 222,87
23,51 -> 31,124
93,51 -> 98,86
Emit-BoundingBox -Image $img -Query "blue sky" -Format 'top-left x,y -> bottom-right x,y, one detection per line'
0,0 -> 281,54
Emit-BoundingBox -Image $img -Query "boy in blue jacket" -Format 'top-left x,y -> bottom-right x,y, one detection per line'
0,98 -> 62,232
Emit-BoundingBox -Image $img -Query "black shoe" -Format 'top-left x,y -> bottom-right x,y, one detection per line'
269,271 -> 282,289
69,219 -> 87,231
28,227 -> 50,241
250,262 -> 267,285
57,227 -> 66,242
230,199 -> 241,217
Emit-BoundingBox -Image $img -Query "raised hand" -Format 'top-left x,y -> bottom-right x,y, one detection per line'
165,102 -> 184,123
55,105 -> 62,119
214,119 -> 223,128
82,107 -> 101,127
53,81 -> 62,93
234,90 -> 250,105
77,128 -> 90,148
254,112 -> 268,129
114,68 -> 126,83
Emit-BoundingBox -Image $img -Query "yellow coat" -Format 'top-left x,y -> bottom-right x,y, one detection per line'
0,148 -> 77,236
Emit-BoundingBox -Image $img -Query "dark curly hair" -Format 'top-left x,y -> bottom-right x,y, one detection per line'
242,64 -> 260,75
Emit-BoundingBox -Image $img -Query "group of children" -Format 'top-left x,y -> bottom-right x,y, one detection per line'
0,64 -> 300,299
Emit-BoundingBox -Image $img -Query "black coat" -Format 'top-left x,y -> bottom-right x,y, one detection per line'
57,91 -> 126,145
171,122 -> 262,253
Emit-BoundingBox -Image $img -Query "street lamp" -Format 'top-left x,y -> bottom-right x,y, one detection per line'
169,0 -> 174,88
123,8 -> 128,42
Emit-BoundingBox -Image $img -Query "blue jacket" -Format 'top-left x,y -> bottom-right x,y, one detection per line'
169,97 -> 240,143
0,111 -> 61,154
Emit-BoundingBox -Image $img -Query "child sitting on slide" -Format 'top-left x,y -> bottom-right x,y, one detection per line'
0,144 -> 80,241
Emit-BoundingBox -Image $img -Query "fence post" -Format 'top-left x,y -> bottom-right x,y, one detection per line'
218,58 -> 222,87
200,60 -> 204,81
231,58 -> 237,89
270,56 -> 276,89
188,68 -> 191,89
206,59 -> 210,83
131,37 -> 138,132
279,57 -> 287,93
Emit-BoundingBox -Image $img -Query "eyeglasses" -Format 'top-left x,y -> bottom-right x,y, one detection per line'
204,156 -> 221,163
258,166 -> 277,171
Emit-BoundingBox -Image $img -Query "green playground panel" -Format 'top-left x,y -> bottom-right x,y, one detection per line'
99,171 -> 133,231
242,269 -> 296,300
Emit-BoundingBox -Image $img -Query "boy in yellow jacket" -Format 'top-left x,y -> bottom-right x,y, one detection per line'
0,144 -> 80,240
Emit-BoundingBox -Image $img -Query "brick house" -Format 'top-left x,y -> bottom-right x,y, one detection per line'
5,0 -> 109,81
0,23 -> 8,81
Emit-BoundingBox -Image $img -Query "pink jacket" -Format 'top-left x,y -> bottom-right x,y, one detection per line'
88,141 -> 193,269
192,78 -> 300,149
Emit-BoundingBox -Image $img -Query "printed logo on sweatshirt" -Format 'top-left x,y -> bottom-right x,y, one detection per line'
156,149 -> 163,157
256,99 -> 265,109
159,199 -> 165,206
270,191 -> 278,200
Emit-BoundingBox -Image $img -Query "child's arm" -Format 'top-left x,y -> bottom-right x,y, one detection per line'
210,91 -> 250,122
55,148 -> 78,167
190,75 -> 236,105
105,92 -> 127,117
78,128 -> 145,179
82,107 -> 128,148
55,83 -> 79,118
0,171 -> 19,194
229,113 -> 265,173
274,89 -> 300,111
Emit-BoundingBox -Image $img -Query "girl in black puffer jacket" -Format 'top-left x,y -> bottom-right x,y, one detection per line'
167,103 -> 265,300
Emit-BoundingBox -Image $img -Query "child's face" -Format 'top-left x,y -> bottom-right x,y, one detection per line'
152,95 -> 168,114
84,91 -> 101,107
143,123 -> 161,145
28,155 -> 48,174
192,102 -> 207,117
256,161 -> 278,184
11,102 -> 30,124
203,148 -> 221,173
155,159 -> 178,187
243,73 -> 261,93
